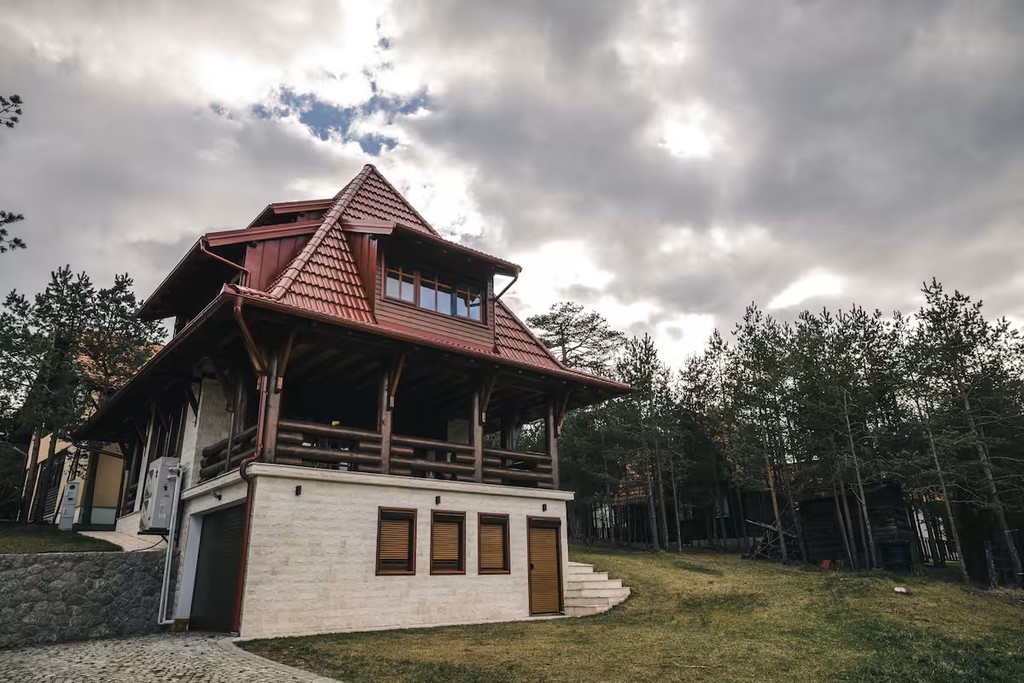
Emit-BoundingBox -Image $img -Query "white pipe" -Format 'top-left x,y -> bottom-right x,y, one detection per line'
157,465 -> 184,626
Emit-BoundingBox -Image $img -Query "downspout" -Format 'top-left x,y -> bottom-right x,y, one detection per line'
230,296 -> 269,635
491,271 -> 519,351
200,238 -> 250,287
157,463 -> 184,625
493,271 -> 520,302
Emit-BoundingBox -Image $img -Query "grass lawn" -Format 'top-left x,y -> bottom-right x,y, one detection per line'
241,546 -> 1024,683
0,522 -> 121,553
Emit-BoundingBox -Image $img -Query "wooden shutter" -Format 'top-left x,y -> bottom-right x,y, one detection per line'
431,512 -> 465,573
528,521 -> 561,615
479,515 -> 509,573
377,508 -> 415,575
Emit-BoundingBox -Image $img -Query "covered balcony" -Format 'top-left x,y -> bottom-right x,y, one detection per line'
196,323 -> 581,490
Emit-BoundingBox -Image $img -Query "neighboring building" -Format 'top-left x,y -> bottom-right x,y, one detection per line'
77,165 -> 630,638
21,431 -> 124,529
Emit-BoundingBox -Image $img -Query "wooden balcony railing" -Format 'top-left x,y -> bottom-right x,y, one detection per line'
275,419 -> 384,471
199,425 -> 257,480
198,418 -> 554,488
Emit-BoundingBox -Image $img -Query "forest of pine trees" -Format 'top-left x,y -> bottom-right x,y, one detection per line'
527,281 -> 1024,587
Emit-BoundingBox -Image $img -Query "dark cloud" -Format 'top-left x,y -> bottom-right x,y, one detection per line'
3,1 -> 1024,364
389,0 -> 1024,332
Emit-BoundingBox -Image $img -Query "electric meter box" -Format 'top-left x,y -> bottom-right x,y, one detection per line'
138,456 -> 180,535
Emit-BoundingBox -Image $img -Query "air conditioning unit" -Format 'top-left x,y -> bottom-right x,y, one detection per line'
139,456 -> 180,535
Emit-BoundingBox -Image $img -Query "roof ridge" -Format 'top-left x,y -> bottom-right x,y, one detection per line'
362,164 -> 441,236
268,165 -> 375,299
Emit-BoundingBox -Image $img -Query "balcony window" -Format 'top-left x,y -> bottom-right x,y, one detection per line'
386,266 -> 416,303
384,262 -> 484,322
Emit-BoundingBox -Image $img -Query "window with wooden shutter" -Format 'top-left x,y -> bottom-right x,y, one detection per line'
478,514 -> 510,574
430,511 -> 465,574
377,508 -> 416,575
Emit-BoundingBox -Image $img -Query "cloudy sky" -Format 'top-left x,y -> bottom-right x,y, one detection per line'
2,0 -> 1024,366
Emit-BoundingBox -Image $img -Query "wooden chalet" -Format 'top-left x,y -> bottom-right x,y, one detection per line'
77,165 -> 629,637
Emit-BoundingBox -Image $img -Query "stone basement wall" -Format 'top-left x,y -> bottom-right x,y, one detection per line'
235,465 -> 572,640
0,550 -> 164,649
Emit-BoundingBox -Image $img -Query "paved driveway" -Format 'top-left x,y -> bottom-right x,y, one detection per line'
0,632 -> 336,683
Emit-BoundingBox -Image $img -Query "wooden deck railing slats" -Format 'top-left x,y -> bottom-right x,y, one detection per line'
197,418 -> 557,488
278,418 -> 382,443
201,425 -> 257,458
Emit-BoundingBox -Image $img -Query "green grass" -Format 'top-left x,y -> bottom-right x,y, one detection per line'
241,546 -> 1024,683
0,522 -> 121,554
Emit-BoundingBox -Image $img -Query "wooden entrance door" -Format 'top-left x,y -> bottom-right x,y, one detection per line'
528,518 -> 563,615
190,505 -> 244,632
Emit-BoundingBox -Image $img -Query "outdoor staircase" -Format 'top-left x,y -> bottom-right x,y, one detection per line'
564,561 -> 631,617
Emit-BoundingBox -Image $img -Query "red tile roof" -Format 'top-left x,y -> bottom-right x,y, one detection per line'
247,164 -> 624,390
339,165 -> 438,235
493,302 -> 563,372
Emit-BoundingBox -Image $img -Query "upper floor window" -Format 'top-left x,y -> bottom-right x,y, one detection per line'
385,264 -> 483,322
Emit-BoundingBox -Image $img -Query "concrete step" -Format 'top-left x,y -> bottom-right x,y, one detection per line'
566,586 -> 630,600
565,595 -> 617,608
564,605 -> 608,617
567,578 -> 621,591
563,561 -> 630,618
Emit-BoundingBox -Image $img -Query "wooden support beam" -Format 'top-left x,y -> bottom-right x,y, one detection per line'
472,387 -> 483,483
479,373 -> 497,425
500,412 -> 520,452
379,366 -> 392,475
388,353 -> 406,409
555,391 -> 571,437
181,381 -> 199,417
278,331 -> 296,385
547,398 -> 560,489
262,351 -> 282,463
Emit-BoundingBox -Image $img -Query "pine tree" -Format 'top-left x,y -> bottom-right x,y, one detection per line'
0,267 -> 164,522
1,94 -> 26,254
527,302 -> 625,377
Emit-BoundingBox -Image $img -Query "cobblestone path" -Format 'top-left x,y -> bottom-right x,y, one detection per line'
0,632 -> 337,682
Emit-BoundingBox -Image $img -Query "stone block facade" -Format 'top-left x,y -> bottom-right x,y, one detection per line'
170,465 -> 572,639
0,550 -> 164,649
235,466 -> 571,639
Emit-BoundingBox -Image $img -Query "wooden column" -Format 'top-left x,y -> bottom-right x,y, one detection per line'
378,367 -> 392,475
500,412 -> 520,452
262,352 -> 282,463
472,388 -> 483,483
546,399 -> 560,489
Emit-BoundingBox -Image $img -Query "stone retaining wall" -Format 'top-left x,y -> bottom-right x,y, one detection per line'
0,550 -> 164,648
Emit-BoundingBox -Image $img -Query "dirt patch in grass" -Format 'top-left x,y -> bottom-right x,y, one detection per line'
672,558 -> 723,576
242,546 -> 1024,683
0,523 -> 120,553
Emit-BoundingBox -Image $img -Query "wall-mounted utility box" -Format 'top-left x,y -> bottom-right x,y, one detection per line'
139,456 -> 180,535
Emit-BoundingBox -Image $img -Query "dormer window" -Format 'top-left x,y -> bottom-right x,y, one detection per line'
385,263 -> 484,322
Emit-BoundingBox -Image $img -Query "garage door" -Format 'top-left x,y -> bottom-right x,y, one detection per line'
190,505 -> 244,632
528,518 -> 563,615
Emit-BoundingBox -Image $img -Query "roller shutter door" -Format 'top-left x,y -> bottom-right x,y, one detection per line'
528,519 -> 562,615
190,505 -> 244,632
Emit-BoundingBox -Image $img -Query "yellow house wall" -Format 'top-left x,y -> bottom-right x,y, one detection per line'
92,452 -> 122,508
